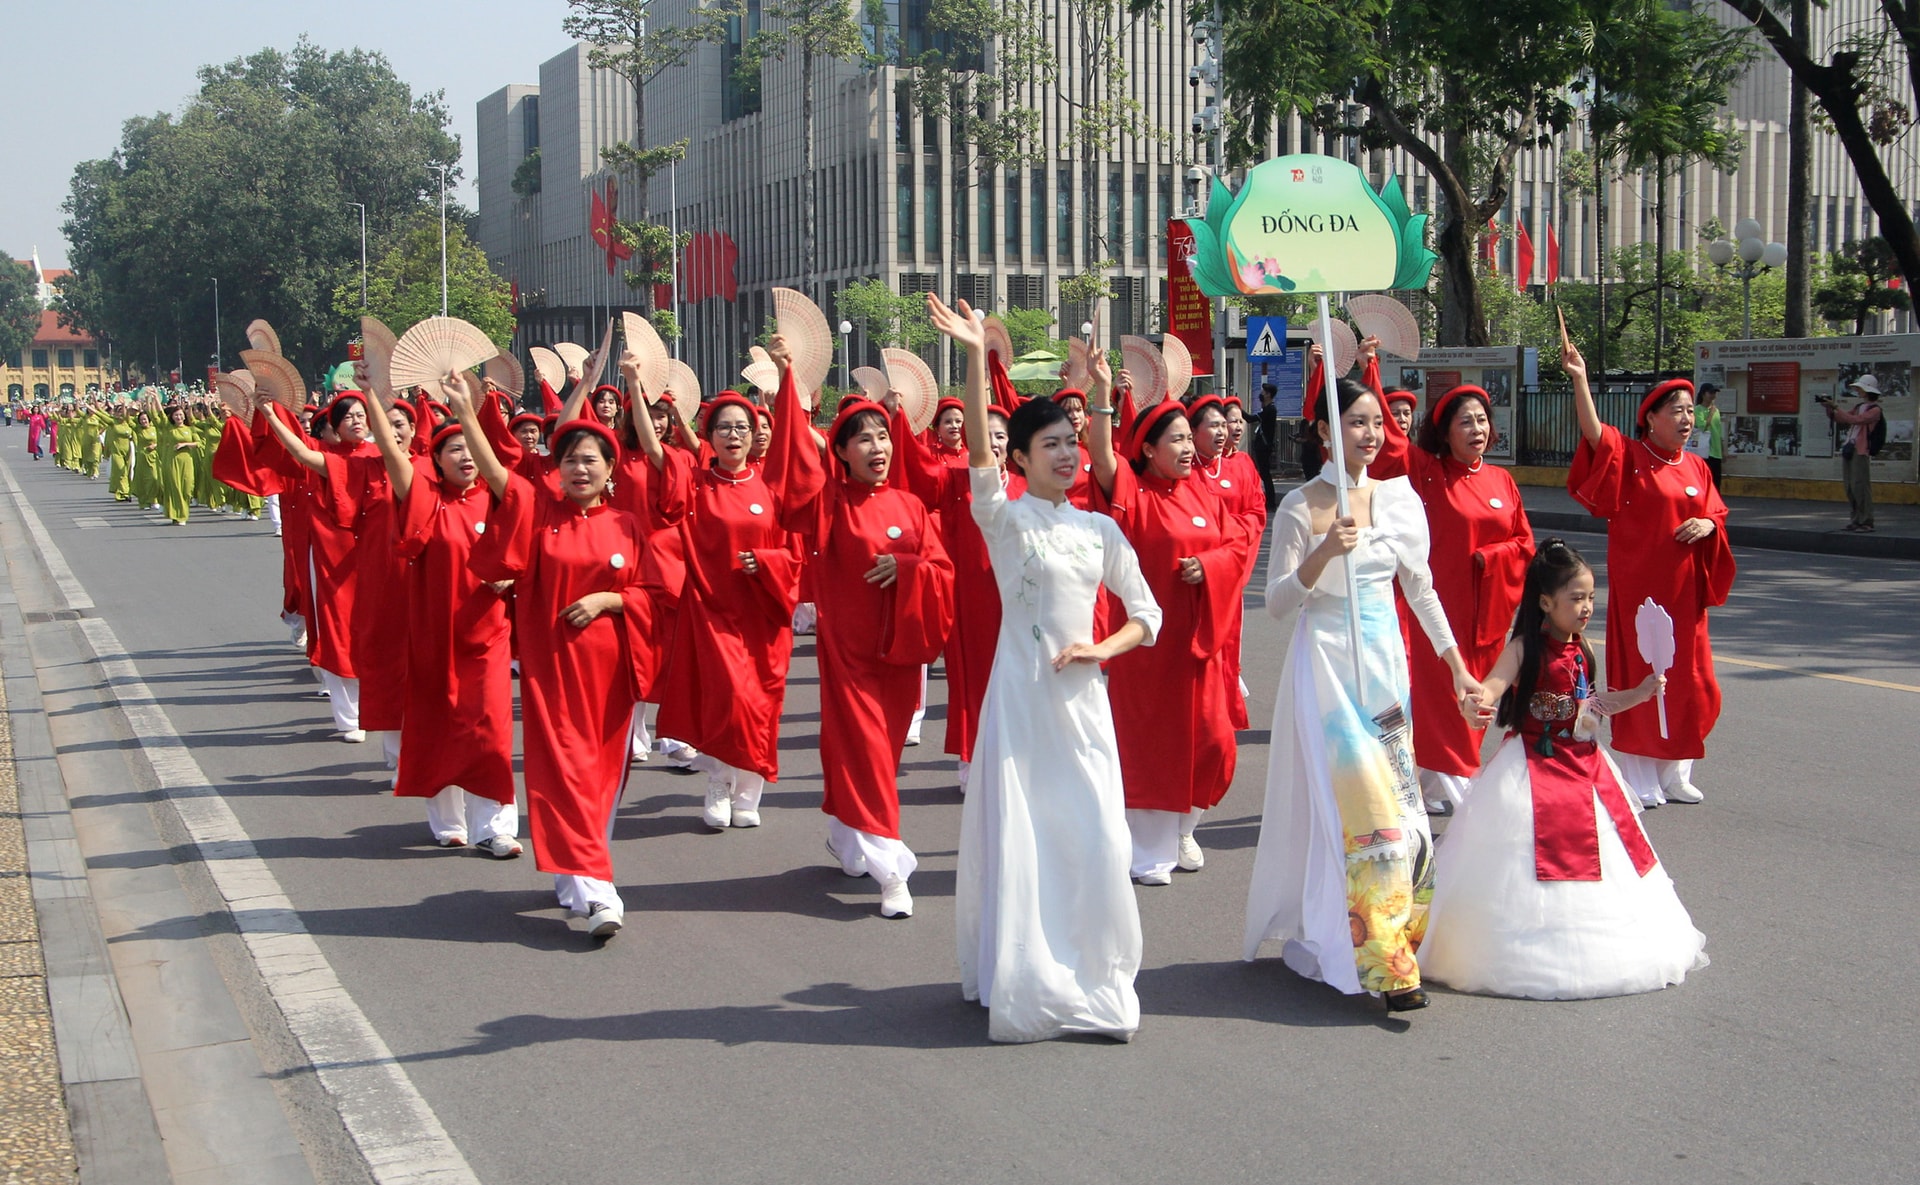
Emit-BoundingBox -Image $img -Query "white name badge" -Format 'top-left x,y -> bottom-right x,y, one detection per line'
474,520 -> 487,533
749,502 -> 764,515
1489,498 -> 1503,509
1219,479 -> 1232,488
1192,515 -> 1208,528
610,553 -> 626,569
1684,486 -> 1699,497
886,526 -> 903,539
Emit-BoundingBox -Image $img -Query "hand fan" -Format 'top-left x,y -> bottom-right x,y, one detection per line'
1634,599 -> 1676,739
663,359 -> 701,423
484,352 -> 525,399
213,371 -> 255,419
552,341 -> 590,378
1160,334 -> 1194,402
741,359 -> 779,396
1306,314 -> 1359,376
241,349 -> 305,413
882,348 -> 940,433
1345,294 -> 1421,361
1064,337 -> 1092,390
852,366 -> 890,402
576,320 -> 616,398
529,347 -> 566,394
749,344 -> 774,368
1120,335 -> 1169,412
389,316 -> 498,394
245,319 -> 282,355
982,315 -> 1014,372
359,316 -> 398,406
620,311 -> 671,398
773,287 -> 834,399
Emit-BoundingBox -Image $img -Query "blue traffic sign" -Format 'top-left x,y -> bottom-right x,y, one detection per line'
1246,316 -> 1288,358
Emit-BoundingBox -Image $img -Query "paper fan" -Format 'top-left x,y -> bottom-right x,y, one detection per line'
245,319 -> 282,355
576,320 -> 615,398
1635,598 -> 1676,740
772,287 -> 833,400
663,359 -> 701,423
389,316 -> 498,395
1120,336 -> 1170,411
529,346 -> 565,393
1064,338 -> 1092,391
620,311 -> 671,398
552,342 -> 590,377
241,349 -> 305,413
852,366 -> 890,401
749,344 -> 773,368
1345,294 -> 1421,361
881,348 -> 940,434
212,371 -> 255,419
485,352 -> 525,399
982,315 -> 1014,371
1306,315 -> 1359,377
1160,334 -> 1194,402
741,360 -> 779,395
359,316 -> 398,405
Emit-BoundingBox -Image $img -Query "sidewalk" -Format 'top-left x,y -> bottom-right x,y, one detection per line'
1518,481 -> 1920,561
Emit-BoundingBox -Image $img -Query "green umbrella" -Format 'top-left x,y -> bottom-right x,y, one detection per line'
1007,349 -> 1065,383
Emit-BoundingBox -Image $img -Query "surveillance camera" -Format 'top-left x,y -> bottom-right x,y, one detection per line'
1188,66 -> 1201,87
1185,165 -> 1206,182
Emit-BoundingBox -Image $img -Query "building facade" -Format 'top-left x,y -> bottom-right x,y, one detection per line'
475,2 -> 1919,398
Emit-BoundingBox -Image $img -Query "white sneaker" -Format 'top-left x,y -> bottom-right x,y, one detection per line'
1663,781 -> 1704,804
730,807 -> 761,828
479,835 -> 523,859
702,778 -> 732,829
273,526 -> 282,537
437,833 -> 467,848
342,729 -> 367,743
1177,835 -> 1205,871
826,837 -> 868,878
586,902 -> 622,940
878,876 -> 913,918
1133,869 -> 1173,886
657,739 -> 700,768
904,730 -> 921,747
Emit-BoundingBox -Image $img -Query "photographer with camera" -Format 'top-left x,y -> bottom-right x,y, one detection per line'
1821,375 -> 1886,533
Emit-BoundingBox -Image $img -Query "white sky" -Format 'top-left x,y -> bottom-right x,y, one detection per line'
1,0 -> 577,268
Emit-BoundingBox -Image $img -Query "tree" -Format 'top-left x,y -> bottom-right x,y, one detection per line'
331,213 -> 515,348
0,253 -> 39,362
1812,237 -> 1912,333
835,278 -> 936,350
1784,0 -> 1812,337
1000,307 -> 1058,356
1720,0 -> 1920,298
563,1 -> 738,309
905,0 -> 1054,177
1586,2 -> 1754,373
742,0 -> 870,299
60,39 -> 459,382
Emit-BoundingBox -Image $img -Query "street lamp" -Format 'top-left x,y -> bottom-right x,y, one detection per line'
838,319 -> 852,392
211,277 -> 221,372
346,202 -> 368,310
430,165 -> 452,317
1709,218 -> 1788,339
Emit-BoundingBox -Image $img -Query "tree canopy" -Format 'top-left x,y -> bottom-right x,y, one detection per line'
0,253 -> 39,362
60,38 -> 461,383
332,213 -> 515,348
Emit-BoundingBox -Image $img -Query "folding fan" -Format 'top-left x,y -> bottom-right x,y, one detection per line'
241,349 -> 305,413
1345,294 -> 1422,362
529,346 -> 566,394
882,348 -> 940,434
664,359 -> 701,424
741,360 -> 779,397
982,315 -> 1014,372
1305,314 -> 1359,377
772,287 -> 834,398
852,366 -> 890,402
1120,336 -> 1170,412
620,311 -> 671,398
552,342 -> 591,378
213,371 -> 255,419
388,316 -> 498,394
485,352 -> 525,399
1160,334 -> 1194,402
576,320 -> 615,399
359,316 -> 399,406
1064,338 -> 1092,391
245,319 -> 282,355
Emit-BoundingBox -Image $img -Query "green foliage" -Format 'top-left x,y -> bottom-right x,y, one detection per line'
740,0 -> 869,76
650,308 -> 682,343
1059,265 -> 1117,307
0,253 -> 39,361
333,213 -> 514,348
905,0 -> 1056,173
1587,3 -> 1753,179
511,148 -> 543,198
835,279 -> 936,350
1812,237 -> 1911,334
999,307 -> 1057,356
59,38 -> 459,381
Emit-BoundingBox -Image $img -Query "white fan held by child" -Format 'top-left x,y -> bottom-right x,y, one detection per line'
1634,598 -> 1676,739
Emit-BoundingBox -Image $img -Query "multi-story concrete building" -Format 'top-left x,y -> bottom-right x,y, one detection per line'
475,1 -> 1918,396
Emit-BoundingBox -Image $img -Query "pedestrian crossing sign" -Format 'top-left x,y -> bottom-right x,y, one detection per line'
1247,316 -> 1287,358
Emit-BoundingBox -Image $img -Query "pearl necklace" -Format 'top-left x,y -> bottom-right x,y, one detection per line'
1640,439 -> 1684,467
710,463 -> 753,485
1453,453 -> 1483,474
1199,454 -> 1226,481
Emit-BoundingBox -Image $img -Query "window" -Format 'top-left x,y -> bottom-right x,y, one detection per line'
954,168 -> 969,259
1031,173 -> 1047,259
898,163 -> 915,257
4,352 -> 19,369
1057,169 -> 1073,261
1133,172 -> 1148,264
1006,274 -> 1046,310
925,161 -> 942,255
57,349 -> 74,369
978,175 -> 994,260
83,350 -> 99,368
723,2 -> 764,121
59,383 -> 74,399
31,349 -> 48,369
522,95 -> 540,153
1158,169 -> 1173,237
895,81 -> 911,149
1108,170 -> 1124,260
6,384 -> 21,401
1006,171 -> 1022,257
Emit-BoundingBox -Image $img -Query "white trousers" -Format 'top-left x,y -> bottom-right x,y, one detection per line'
318,669 -> 360,733
554,778 -> 626,918
373,730 -> 401,772
828,818 -> 917,885
792,602 -> 818,634
424,788 -> 518,845
265,493 -> 282,530
1419,768 -> 1472,810
907,665 -> 927,743
702,759 -> 766,812
1126,808 -> 1202,880
1613,754 -> 1696,807
630,705 -> 654,759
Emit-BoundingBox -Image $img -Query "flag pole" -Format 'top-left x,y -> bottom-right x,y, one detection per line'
1316,292 -> 1368,703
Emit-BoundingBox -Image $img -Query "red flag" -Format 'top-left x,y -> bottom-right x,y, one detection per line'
590,189 -> 610,250
1515,222 -> 1535,291
718,233 -> 739,303
1480,221 -> 1502,270
1546,223 -> 1561,286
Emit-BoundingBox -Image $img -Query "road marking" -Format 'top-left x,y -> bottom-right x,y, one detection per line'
0,456 -> 479,1185
72,516 -> 110,529
1593,637 -> 1919,694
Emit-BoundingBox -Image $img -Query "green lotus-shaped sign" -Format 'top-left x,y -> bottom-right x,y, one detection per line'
1180,154 -> 1436,297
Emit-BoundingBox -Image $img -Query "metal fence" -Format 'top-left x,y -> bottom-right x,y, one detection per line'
1515,384 -> 1644,467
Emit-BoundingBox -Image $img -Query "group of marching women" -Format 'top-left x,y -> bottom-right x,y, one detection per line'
42,295 -> 1731,1044
27,394 -> 265,524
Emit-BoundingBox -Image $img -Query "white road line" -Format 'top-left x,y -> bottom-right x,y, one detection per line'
2,456 -> 478,1185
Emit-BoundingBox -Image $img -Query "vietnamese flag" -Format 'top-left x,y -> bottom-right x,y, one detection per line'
1515,221 -> 1536,291
1546,223 -> 1561,286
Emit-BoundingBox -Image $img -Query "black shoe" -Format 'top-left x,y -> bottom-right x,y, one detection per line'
1384,987 -> 1430,1012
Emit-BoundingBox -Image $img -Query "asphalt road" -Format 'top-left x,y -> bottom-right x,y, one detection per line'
6,431 -> 1916,1185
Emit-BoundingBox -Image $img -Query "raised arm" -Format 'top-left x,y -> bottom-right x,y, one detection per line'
622,357 -> 667,471
926,294 -> 993,469
448,375 -> 511,498
257,395 -> 327,473
365,386 -> 414,500
1561,308 -> 1603,448
1087,349 -> 1119,496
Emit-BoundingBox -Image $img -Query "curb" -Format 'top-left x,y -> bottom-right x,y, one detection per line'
1525,510 -> 1920,562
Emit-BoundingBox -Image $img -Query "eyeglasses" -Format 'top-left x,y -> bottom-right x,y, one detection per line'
710,423 -> 752,437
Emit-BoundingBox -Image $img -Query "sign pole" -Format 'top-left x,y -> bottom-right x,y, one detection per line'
1316,292 -> 1368,702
